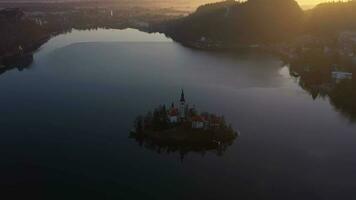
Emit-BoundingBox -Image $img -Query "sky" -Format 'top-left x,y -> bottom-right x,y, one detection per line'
187,0 -> 337,10
297,0 -> 327,4
0,0 -> 341,10
297,0 -> 330,8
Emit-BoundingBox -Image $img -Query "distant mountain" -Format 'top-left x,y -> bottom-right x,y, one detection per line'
305,1 -> 356,36
158,0 -> 304,45
153,0 -> 356,47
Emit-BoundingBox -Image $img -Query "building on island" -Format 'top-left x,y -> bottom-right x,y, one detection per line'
167,90 -> 225,130
168,90 -> 186,123
179,89 -> 186,120
168,103 -> 178,123
209,115 -> 223,129
192,115 -> 205,129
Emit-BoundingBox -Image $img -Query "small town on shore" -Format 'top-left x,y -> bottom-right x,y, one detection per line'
2,1 -> 356,82
0,5 -> 182,72
1,1 -> 355,116
277,32 -> 355,81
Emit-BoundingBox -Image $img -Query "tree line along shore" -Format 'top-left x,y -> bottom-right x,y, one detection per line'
2,0 -> 356,71
0,5 -> 180,70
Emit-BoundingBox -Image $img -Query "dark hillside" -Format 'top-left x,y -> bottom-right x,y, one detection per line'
159,0 -> 304,45
305,1 -> 356,36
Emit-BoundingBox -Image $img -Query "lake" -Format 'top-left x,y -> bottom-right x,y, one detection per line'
1,28 -> 356,200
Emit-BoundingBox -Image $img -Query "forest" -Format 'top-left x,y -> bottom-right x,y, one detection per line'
155,0 -> 356,45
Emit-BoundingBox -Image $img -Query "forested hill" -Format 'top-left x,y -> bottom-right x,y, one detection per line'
157,0 -> 304,45
305,1 -> 356,36
155,0 -> 356,46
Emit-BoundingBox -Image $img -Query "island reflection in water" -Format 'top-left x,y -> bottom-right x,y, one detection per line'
130,90 -> 238,160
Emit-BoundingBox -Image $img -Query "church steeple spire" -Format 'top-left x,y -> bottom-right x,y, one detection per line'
180,89 -> 185,102
179,89 -> 186,120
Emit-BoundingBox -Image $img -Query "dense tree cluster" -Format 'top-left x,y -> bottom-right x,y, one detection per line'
305,1 -> 356,37
156,0 -> 356,46
159,0 -> 304,45
131,104 -> 238,159
0,6 -> 178,67
0,10 -> 48,58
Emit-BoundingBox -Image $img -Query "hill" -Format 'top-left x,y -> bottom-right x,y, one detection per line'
156,0 -> 304,46
154,0 -> 356,48
305,1 -> 356,36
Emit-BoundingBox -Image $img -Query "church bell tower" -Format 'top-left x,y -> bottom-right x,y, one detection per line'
179,89 -> 186,120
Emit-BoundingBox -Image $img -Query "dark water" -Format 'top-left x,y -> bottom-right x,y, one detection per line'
1,28 -> 356,199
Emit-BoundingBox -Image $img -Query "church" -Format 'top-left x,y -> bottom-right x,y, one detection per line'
168,90 -> 186,123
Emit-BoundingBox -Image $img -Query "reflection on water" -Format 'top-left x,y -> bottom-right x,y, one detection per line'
129,91 -> 238,161
130,132 -> 235,161
0,53 -> 33,75
1,28 -> 356,199
0,28 -> 172,75
287,48 -> 356,121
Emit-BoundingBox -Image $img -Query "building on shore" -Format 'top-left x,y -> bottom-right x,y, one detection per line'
332,71 -> 353,82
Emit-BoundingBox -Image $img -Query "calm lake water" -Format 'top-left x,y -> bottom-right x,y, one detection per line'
1,28 -> 356,200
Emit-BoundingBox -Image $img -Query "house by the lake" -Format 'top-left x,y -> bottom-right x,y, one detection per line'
332,71 -> 353,82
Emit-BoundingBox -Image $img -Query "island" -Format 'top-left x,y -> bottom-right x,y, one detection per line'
130,90 -> 238,160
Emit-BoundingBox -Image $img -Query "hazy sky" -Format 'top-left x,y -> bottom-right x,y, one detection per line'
199,0 -> 347,9
297,0 -> 328,6
0,0 -> 339,10
193,0 -> 335,9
